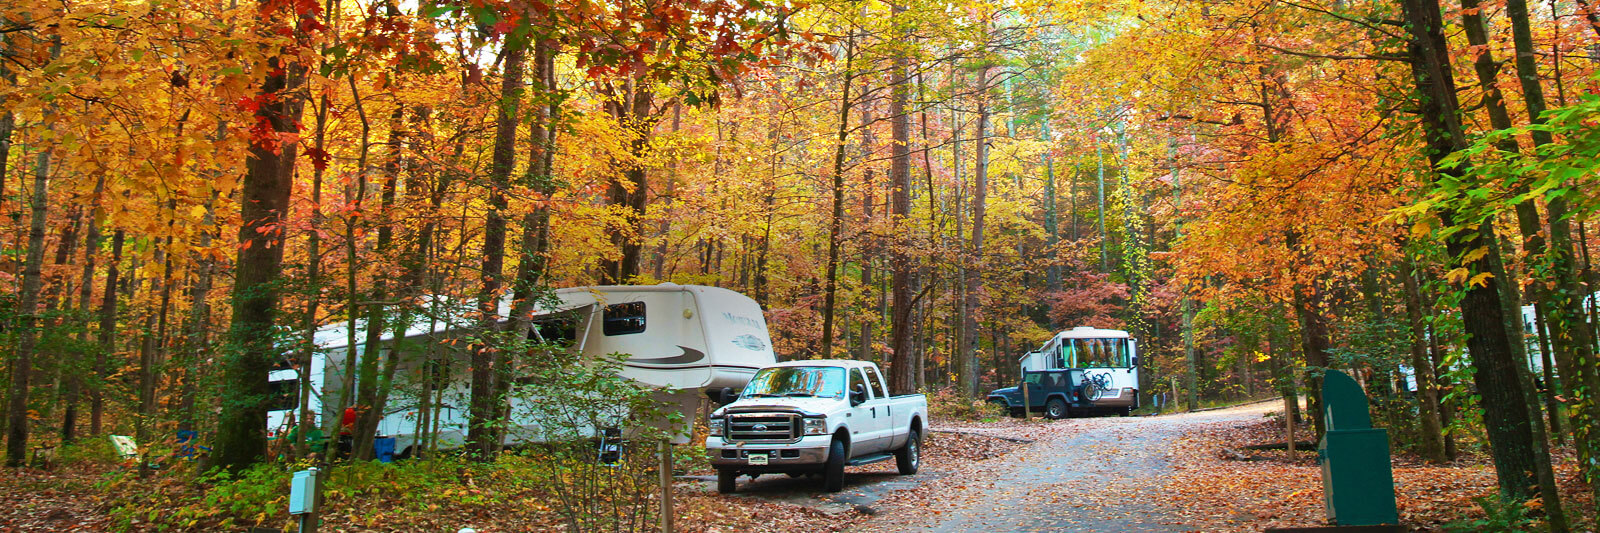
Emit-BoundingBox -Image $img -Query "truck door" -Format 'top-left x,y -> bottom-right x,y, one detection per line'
865,366 -> 900,450
848,367 -> 887,454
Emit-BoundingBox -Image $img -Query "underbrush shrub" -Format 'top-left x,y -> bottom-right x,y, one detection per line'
926,388 -> 1006,421
503,353 -> 680,532
103,461 -> 293,532
58,437 -> 120,466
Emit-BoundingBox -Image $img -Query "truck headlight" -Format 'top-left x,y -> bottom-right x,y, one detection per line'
803,417 -> 827,435
709,418 -> 725,436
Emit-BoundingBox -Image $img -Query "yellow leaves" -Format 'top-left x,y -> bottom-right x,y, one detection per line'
1445,267 -> 1494,288
1410,221 -> 1432,239
1460,246 -> 1489,264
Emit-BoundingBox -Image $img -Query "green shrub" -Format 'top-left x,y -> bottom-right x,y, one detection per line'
58,437 -> 120,466
926,388 -> 1006,422
1444,495 -> 1538,532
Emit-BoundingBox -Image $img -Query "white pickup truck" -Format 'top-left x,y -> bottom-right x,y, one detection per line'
706,360 -> 928,493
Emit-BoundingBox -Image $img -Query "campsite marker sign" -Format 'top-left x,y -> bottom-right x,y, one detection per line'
1316,369 -> 1399,526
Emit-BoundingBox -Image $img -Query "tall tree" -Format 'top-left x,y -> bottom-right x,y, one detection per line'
213,0 -> 313,472
886,2 -> 917,394
1401,0 -> 1544,502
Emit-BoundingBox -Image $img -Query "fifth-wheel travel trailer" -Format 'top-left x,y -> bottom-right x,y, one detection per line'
266,284 -> 776,453
1020,326 -> 1140,414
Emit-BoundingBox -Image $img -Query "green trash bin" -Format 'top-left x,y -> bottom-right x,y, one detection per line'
1316,369 -> 1398,526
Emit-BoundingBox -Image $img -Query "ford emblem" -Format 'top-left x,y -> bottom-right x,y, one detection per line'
752,424 -> 768,432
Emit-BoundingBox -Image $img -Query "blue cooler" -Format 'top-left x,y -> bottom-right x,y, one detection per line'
373,437 -> 397,463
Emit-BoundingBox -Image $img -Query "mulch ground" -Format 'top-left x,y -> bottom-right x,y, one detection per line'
1160,418 -> 1597,532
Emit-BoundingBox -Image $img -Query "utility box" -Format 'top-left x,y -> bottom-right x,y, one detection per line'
289,468 -> 319,515
1317,370 -> 1398,526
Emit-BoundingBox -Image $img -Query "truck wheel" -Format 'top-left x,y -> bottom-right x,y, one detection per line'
1046,398 -> 1069,420
717,469 -> 737,494
823,438 -> 847,493
895,428 -> 921,475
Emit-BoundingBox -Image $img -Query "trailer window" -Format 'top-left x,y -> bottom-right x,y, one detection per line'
530,314 -> 579,345
267,379 -> 299,411
603,302 -> 646,336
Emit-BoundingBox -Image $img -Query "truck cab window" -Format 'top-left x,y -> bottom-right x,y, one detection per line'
849,368 -> 867,399
602,302 -> 646,336
866,367 -> 889,399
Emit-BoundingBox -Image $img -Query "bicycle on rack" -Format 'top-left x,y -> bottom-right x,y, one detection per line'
1080,371 -> 1114,402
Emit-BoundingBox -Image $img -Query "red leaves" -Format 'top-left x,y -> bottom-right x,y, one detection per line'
304,146 -> 330,170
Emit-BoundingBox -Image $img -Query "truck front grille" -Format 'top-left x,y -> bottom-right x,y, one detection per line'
726,414 -> 800,441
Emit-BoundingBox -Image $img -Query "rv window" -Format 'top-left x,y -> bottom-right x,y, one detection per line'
530,314 -> 579,345
1070,338 -> 1130,368
267,379 -> 299,411
602,302 -> 647,336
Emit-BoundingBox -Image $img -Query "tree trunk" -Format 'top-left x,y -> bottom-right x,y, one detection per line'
496,39 -> 561,447
886,2 -> 916,395
5,122 -> 56,467
1403,259 -> 1447,463
92,229 -> 125,436
1505,0 -> 1600,495
820,30 -> 857,360
352,106 -> 406,461
960,55 -> 990,399
858,88 -> 877,363
213,16 -> 307,470
296,92 -> 329,459
1291,286 -> 1331,439
177,191 -> 219,434
62,175 -> 106,443
468,43 -> 525,459
1402,0 -> 1543,500
599,77 -> 654,285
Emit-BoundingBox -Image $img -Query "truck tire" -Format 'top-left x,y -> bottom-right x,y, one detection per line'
716,468 -> 737,494
895,428 -> 921,475
1046,397 -> 1069,419
823,438 -> 847,493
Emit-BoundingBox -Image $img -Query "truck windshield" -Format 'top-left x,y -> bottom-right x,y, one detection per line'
742,366 -> 846,398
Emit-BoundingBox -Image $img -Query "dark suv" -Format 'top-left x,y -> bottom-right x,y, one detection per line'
987,369 -> 1092,419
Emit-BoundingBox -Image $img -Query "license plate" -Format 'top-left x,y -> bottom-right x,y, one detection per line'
748,453 -> 769,465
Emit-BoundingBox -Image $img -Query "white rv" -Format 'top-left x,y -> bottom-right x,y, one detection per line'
266,284 -> 776,452
1020,326 -> 1140,414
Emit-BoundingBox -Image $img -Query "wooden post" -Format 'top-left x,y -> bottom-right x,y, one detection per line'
1285,394 -> 1297,462
1021,379 -> 1032,421
659,439 -> 674,533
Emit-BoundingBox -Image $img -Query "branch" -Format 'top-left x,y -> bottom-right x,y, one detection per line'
1256,43 -> 1410,63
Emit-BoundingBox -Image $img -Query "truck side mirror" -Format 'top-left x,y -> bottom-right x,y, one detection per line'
850,384 -> 866,406
712,387 -> 737,405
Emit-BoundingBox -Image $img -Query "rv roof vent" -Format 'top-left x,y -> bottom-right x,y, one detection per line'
657,282 -> 680,286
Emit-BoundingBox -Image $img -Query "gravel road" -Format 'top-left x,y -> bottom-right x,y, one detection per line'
875,401 -> 1280,532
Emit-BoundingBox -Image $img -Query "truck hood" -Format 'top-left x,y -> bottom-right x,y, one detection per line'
713,396 -> 844,417
988,387 -> 1017,397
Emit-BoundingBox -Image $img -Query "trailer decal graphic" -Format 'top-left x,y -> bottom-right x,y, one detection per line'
731,334 -> 767,351
623,346 -> 707,366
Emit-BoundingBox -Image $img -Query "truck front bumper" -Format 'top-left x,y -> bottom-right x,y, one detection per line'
706,434 -> 832,471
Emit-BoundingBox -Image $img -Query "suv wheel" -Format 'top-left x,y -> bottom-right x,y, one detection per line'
823,438 -> 847,492
716,468 -> 737,494
1046,398 -> 1069,419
